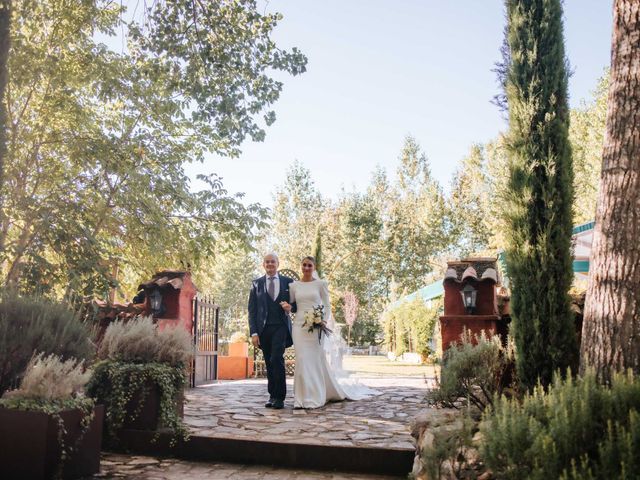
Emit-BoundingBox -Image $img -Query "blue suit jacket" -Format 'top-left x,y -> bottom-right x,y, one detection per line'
248,275 -> 295,348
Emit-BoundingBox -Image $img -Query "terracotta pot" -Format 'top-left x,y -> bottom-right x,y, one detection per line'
0,404 -> 104,480
229,341 -> 249,357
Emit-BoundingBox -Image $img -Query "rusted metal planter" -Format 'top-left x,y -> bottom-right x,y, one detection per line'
121,382 -> 184,431
0,404 -> 104,480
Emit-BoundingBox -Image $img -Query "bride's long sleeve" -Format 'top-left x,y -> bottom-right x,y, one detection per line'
289,282 -> 296,306
320,280 -> 332,324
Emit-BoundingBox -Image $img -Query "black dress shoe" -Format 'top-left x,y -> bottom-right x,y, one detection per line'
272,399 -> 284,409
265,398 -> 275,408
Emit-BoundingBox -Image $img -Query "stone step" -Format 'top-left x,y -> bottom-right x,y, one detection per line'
116,429 -> 414,477
99,452 -> 403,479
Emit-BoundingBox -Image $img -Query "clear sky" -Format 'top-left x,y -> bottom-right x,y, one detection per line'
185,1 -> 613,206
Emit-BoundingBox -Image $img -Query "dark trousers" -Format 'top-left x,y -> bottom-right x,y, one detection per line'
260,323 -> 287,401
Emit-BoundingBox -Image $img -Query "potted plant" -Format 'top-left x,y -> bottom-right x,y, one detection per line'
0,354 -> 103,480
86,316 -> 193,445
0,294 -> 94,397
229,330 -> 249,357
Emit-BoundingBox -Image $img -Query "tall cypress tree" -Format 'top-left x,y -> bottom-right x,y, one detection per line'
503,0 -> 577,389
313,227 -> 323,278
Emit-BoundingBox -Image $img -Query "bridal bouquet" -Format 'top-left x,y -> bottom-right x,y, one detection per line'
302,304 -> 332,343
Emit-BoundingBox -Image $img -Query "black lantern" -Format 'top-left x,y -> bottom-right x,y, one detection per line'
460,283 -> 477,314
149,288 -> 164,317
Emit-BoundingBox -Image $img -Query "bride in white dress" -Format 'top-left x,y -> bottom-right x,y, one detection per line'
281,256 -> 374,409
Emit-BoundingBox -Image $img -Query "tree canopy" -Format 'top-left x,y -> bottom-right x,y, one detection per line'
0,0 -> 306,299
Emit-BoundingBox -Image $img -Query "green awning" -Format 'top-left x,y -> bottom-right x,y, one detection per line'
390,222 -> 595,312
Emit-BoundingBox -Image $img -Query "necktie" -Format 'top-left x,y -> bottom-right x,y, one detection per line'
268,277 -> 276,300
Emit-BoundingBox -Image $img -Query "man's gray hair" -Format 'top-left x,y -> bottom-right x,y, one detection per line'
263,252 -> 279,261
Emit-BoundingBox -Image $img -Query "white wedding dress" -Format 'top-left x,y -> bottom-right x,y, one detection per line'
290,279 -> 376,409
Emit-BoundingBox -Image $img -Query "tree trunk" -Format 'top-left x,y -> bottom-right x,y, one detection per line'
580,0 -> 640,383
4,220 -> 36,288
0,1 -> 11,255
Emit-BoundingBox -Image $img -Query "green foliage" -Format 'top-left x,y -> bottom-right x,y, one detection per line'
414,300 -> 440,361
269,160 -> 324,269
428,332 -> 516,412
384,137 -> 449,293
479,138 -> 510,252
480,370 -> 640,480
448,69 -> 607,256
502,0 -> 578,389
569,72 -> 609,224
194,245 -> 258,340
326,190 -> 386,346
0,395 -> 94,415
266,135 -> 450,348
313,227 -> 323,278
90,316 -> 190,444
395,321 -> 408,357
131,0 -> 307,156
97,316 -> 193,367
0,294 -> 94,395
87,360 -> 187,444
420,414 -> 477,480
448,144 -> 493,257
1,0 -> 303,298
383,297 -> 440,360
342,290 -> 358,345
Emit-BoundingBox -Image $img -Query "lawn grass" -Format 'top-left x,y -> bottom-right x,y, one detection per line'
342,355 -> 438,377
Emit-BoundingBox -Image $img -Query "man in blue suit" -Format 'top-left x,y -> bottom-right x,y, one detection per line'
248,253 -> 294,409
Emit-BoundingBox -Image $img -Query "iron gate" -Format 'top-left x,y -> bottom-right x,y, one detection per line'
191,295 -> 219,387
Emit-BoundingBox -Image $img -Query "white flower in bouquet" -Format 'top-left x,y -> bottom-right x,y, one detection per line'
300,304 -> 332,343
303,311 -> 314,329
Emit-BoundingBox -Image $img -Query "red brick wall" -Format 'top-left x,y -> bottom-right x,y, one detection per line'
439,315 -> 501,351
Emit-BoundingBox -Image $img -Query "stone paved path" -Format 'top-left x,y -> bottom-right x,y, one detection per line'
183,376 -> 434,451
93,453 -> 403,479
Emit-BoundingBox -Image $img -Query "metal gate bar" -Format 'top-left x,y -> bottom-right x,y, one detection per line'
191,295 -> 219,387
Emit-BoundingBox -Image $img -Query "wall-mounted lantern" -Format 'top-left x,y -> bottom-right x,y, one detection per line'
460,283 -> 477,314
149,287 -> 164,317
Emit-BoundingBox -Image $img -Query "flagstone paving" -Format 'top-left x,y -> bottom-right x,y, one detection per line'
183,375 -> 436,451
93,453 -> 403,479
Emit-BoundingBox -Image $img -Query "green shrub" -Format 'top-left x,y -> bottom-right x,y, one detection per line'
97,316 -> 193,366
87,361 -> 187,444
89,317 -> 191,444
480,370 -> 640,480
0,294 -> 94,395
428,331 -> 516,411
420,413 -> 477,480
